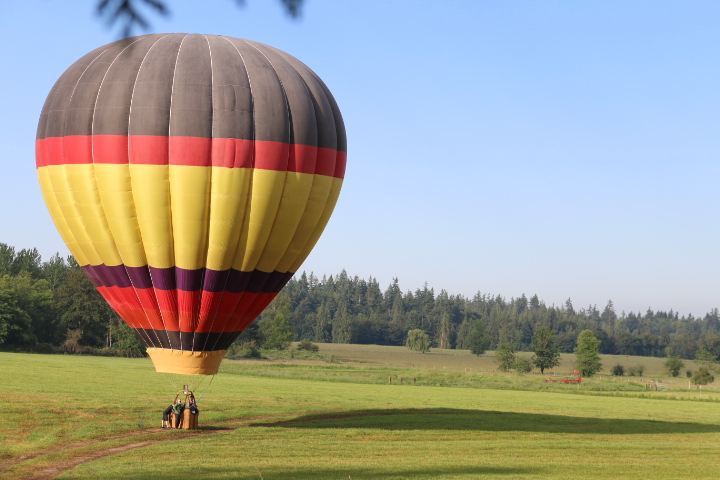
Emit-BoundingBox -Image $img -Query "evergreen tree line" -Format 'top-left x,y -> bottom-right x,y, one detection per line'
2,241 -> 720,363
259,270 -> 720,361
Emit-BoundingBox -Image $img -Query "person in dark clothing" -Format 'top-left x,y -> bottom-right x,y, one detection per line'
162,404 -> 173,428
188,396 -> 199,415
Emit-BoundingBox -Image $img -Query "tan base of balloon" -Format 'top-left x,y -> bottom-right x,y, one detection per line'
146,348 -> 226,375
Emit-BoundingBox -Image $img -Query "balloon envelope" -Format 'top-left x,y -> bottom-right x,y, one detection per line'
36,34 -> 346,374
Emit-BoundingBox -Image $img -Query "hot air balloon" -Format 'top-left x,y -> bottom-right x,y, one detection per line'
36,34 -> 346,376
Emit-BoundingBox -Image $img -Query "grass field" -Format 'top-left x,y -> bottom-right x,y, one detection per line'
1,346 -> 719,479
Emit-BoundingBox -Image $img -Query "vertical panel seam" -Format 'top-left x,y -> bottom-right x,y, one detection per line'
190,34 -> 215,352
263,47 -> 339,274
38,47 -> 110,268
204,36 -> 256,352
215,38 -> 294,350
247,43 -> 324,276
49,48 -> 111,274
89,35 -> 160,347
129,34 -> 181,350
170,34 -> 190,350
124,34 -> 173,348
238,39 -> 291,276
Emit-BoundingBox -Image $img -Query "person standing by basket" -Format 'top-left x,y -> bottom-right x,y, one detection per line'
171,398 -> 185,429
161,403 -> 173,428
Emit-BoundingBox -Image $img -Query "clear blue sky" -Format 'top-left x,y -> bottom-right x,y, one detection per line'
2,0 -> 719,317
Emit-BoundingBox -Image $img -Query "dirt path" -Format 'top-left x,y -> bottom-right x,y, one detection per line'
0,414 -> 294,480
25,440 -> 158,480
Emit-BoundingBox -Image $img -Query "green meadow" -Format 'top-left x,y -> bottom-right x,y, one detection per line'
1,346 -> 719,479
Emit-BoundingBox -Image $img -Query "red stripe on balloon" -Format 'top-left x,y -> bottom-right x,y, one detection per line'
132,288 -> 165,331
195,290 -> 224,333
211,138 -> 254,168
98,285 -> 277,334
130,135 -> 169,165
178,290 -> 202,333
36,135 -> 345,179
94,135 -> 128,164
335,151 -> 347,179
224,291 -> 277,333
97,286 -> 146,329
170,137 -> 212,167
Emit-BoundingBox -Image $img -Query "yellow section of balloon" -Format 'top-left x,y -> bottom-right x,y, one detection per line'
38,164 -> 342,272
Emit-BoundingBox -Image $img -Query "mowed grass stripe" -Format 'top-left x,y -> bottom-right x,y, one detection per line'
59,425 -> 720,479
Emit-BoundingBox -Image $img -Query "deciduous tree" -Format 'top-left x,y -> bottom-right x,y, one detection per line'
54,268 -> 115,347
406,329 -> 430,353
260,308 -> 295,350
692,366 -> 714,385
530,326 -> 561,374
467,320 -> 488,356
575,330 -> 602,376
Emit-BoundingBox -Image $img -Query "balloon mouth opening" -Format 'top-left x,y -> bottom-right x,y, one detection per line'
147,348 -> 226,375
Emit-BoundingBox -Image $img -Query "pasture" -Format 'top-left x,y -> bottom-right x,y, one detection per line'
1,346 -> 719,479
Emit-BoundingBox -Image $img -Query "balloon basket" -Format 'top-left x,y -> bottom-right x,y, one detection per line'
169,385 -> 199,430
170,409 -> 199,430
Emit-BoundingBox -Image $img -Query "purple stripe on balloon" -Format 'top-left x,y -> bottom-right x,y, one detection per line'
226,269 -> 251,293
176,267 -> 204,291
265,271 -> 294,292
81,264 -> 133,288
244,270 -> 271,294
202,269 -> 229,293
92,265 -> 114,287
81,265 -> 102,288
148,266 -> 176,291
106,265 -> 133,288
126,265 -> 153,289
81,264 -> 293,293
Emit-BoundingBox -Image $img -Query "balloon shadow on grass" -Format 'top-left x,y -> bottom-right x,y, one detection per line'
250,408 -> 720,435
119,465 -> 539,479
196,425 -> 235,431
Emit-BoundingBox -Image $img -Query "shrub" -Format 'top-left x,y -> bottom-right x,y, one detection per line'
686,369 -> 693,378
226,341 -> 262,358
495,343 -> 516,372
296,339 -> 319,352
514,357 -> 533,373
692,367 -> 715,386
611,364 -> 624,376
62,329 -> 83,354
627,365 -> 645,376
664,357 -> 685,377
